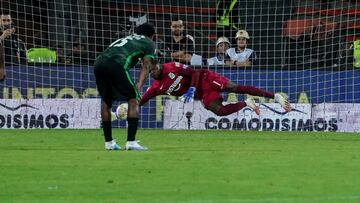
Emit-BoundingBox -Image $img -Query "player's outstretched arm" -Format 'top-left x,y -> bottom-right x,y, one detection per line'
176,63 -> 200,88
139,85 -> 158,106
180,70 -> 200,103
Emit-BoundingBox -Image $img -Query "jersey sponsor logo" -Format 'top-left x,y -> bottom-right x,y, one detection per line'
166,75 -> 183,95
174,84 -> 181,92
168,72 -> 175,79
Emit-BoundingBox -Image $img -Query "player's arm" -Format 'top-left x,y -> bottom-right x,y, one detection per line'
137,41 -> 156,91
182,67 -> 200,88
175,62 -> 200,88
182,69 -> 200,103
191,71 -> 200,89
139,84 -> 159,106
235,59 -> 252,67
234,51 -> 256,67
0,44 -> 5,81
137,58 -> 150,91
175,62 -> 199,103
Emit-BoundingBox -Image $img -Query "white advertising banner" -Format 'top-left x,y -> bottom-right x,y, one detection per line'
312,103 -> 360,132
0,99 -> 101,129
164,100 -> 312,131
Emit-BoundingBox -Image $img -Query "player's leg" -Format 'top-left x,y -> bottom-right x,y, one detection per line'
94,61 -> 121,150
225,81 -> 291,112
114,67 -> 148,151
126,98 -> 139,141
206,99 -> 260,116
102,100 -> 121,150
203,91 -> 260,116
206,70 -> 270,99
125,98 -> 148,151
103,60 -> 147,151
101,100 -> 112,140
203,71 -> 260,115
207,100 -> 243,116
225,81 -> 274,98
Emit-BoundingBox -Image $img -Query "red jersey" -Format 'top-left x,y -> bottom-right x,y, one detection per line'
140,62 -> 194,105
140,62 -> 229,109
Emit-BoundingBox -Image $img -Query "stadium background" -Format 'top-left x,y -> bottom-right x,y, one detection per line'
1,2 -> 360,203
0,0 -> 359,130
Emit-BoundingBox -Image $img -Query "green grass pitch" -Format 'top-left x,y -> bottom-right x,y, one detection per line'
0,129 -> 360,203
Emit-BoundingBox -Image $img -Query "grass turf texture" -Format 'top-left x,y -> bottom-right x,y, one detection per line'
0,129 -> 359,203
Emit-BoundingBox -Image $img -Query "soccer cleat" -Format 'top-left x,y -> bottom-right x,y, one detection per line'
245,98 -> 260,115
105,140 -> 121,150
125,140 -> 148,151
274,93 -> 292,112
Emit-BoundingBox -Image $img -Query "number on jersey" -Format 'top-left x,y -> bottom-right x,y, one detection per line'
109,34 -> 144,48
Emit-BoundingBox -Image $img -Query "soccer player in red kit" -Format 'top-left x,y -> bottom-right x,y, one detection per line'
139,60 -> 291,116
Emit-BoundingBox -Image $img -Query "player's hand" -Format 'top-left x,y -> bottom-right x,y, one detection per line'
0,29 -> 14,41
181,87 -> 196,103
136,83 -> 141,93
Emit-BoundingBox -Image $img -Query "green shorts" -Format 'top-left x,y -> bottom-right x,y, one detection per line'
94,57 -> 140,106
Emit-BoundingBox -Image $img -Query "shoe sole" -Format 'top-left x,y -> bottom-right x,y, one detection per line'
125,147 -> 148,151
246,99 -> 260,115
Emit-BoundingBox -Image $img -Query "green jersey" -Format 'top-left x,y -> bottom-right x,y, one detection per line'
97,34 -> 156,69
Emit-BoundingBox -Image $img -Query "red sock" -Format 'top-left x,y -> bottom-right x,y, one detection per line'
236,85 -> 274,98
215,101 -> 246,116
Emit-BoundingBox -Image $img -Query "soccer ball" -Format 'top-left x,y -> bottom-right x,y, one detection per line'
116,103 -> 128,120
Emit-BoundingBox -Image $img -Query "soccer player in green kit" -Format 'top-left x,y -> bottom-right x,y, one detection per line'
94,23 -> 156,151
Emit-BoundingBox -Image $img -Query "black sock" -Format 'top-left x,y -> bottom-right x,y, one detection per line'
127,117 -> 139,141
103,121 -> 112,142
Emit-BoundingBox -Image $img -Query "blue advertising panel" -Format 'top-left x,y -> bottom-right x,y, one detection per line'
0,65 -> 359,128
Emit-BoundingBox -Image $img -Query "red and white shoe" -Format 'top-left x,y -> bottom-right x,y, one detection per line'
274,93 -> 292,112
245,98 -> 260,115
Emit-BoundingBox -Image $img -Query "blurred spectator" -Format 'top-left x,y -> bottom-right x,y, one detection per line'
53,44 -> 69,64
190,53 -> 204,66
0,44 -> 5,81
226,30 -> 256,66
207,36 -> 231,65
0,14 -> 27,65
164,16 -> 195,64
68,42 -> 91,66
